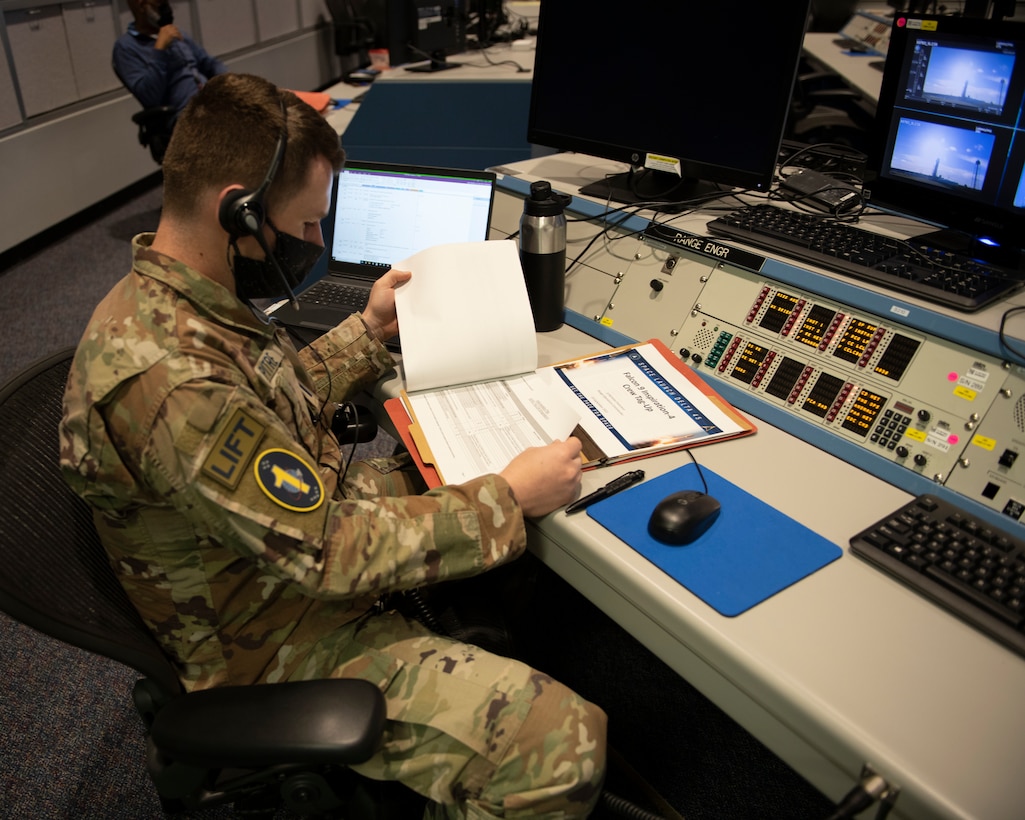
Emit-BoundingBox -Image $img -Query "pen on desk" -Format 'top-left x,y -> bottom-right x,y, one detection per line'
565,469 -> 645,515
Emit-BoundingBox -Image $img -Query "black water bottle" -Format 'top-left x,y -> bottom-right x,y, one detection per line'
519,180 -> 571,332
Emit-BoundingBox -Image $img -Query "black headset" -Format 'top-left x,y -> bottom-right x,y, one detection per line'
218,98 -> 299,306
218,98 -> 289,239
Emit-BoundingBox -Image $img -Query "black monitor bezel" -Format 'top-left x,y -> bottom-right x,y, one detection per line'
524,1 -> 814,202
866,14 -> 1025,258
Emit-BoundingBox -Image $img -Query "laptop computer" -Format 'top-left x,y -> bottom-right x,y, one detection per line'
271,159 -> 497,337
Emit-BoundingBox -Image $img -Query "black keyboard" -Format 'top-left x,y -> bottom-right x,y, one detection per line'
706,204 -> 1023,312
300,280 -> 369,312
850,494 -> 1025,659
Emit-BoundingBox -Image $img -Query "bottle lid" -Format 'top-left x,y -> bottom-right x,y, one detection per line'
524,180 -> 572,216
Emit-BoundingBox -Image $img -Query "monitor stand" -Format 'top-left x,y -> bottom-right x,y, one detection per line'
578,167 -> 725,213
405,49 -> 462,73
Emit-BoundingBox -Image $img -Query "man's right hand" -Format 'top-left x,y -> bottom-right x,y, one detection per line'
155,24 -> 182,50
361,268 -> 411,341
500,438 -> 583,518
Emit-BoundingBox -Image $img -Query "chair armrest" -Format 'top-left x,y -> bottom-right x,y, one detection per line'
332,403 -> 379,444
132,106 -> 175,126
150,678 -> 387,768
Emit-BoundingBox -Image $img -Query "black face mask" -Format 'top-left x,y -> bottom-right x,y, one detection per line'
230,219 -> 325,304
146,1 -> 174,28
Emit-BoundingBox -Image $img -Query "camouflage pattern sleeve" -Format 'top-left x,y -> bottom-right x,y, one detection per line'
297,314 -> 396,405
123,376 -> 526,600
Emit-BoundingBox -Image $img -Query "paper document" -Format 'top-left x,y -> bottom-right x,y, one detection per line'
394,241 -> 537,392
540,342 -> 748,465
403,372 -> 581,485
398,339 -> 755,486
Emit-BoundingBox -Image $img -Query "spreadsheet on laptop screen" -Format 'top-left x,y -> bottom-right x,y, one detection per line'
330,166 -> 495,270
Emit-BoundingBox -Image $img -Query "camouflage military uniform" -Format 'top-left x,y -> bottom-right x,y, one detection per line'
60,234 -> 606,818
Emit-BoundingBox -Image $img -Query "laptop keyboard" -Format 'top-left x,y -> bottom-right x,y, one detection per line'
301,280 -> 370,313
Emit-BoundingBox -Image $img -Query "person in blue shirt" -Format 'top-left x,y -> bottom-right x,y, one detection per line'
113,0 -> 227,120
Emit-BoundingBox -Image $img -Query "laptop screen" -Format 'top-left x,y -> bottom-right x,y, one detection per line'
328,160 -> 497,277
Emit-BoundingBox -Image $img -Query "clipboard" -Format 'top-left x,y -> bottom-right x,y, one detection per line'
387,338 -> 756,489
385,397 -> 443,488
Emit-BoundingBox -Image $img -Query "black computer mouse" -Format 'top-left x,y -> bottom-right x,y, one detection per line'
647,490 -> 721,545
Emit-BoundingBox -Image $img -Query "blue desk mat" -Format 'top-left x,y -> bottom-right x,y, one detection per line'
587,464 -> 843,616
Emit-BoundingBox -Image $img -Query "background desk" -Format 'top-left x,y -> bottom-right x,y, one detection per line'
336,46 -> 536,168
411,153 -> 1025,820
802,31 -> 884,107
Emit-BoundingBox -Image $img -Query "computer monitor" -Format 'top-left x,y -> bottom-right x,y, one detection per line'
866,14 -> 1025,266
525,1 -> 813,208
359,0 -> 466,66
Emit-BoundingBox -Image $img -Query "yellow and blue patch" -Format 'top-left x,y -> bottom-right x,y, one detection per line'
254,448 -> 325,512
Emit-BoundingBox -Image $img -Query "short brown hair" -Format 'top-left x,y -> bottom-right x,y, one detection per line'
161,73 -> 345,218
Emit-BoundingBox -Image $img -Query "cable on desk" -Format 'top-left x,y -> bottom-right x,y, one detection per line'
999,305 -> 1025,365
822,767 -> 895,820
598,791 -> 667,820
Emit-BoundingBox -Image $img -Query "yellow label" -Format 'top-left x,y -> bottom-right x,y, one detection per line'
921,19 -> 938,30
600,317 -> 614,327
904,428 -> 927,443
953,385 -> 977,401
972,434 -> 997,451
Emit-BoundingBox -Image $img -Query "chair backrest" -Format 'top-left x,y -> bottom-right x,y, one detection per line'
0,349 -> 183,698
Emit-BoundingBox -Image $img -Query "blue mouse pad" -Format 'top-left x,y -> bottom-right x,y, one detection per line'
587,464 -> 843,616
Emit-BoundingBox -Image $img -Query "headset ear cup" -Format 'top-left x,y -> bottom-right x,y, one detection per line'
218,189 -> 263,237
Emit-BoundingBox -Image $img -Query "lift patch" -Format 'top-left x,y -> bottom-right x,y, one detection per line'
202,408 -> 266,490
254,449 -> 324,512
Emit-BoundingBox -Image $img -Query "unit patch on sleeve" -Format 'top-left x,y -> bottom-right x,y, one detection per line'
202,407 -> 267,489
254,449 -> 325,512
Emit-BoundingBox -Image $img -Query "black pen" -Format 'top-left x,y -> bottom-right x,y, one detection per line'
565,469 -> 645,515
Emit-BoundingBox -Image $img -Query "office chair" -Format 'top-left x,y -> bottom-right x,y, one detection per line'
325,0 -> 377,57
131,106 -> 176,165
111,58 -> 175,164
0,348 -> 421,818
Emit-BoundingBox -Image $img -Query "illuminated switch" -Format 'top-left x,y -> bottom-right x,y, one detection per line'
999,449 -> 1019,468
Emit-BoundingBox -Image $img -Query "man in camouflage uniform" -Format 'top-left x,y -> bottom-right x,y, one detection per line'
60,72 -> 606,818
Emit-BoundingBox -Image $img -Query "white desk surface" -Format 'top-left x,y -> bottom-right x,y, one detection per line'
360,45 -> 534,83
375,152 -> 1025,819
802,30 -> 884,106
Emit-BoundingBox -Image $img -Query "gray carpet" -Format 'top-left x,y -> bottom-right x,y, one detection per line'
0,177 -> 164,387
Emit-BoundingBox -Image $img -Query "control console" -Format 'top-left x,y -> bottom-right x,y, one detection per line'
581,222 -> 1025,529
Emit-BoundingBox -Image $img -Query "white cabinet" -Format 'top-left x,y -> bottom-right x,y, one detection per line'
255,0 -> 298,41
195,0 -> 257,56
63,0 -> 120,99
0,36 -> 21,129
5,4 -> 78,116
299,0 -> 328,30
